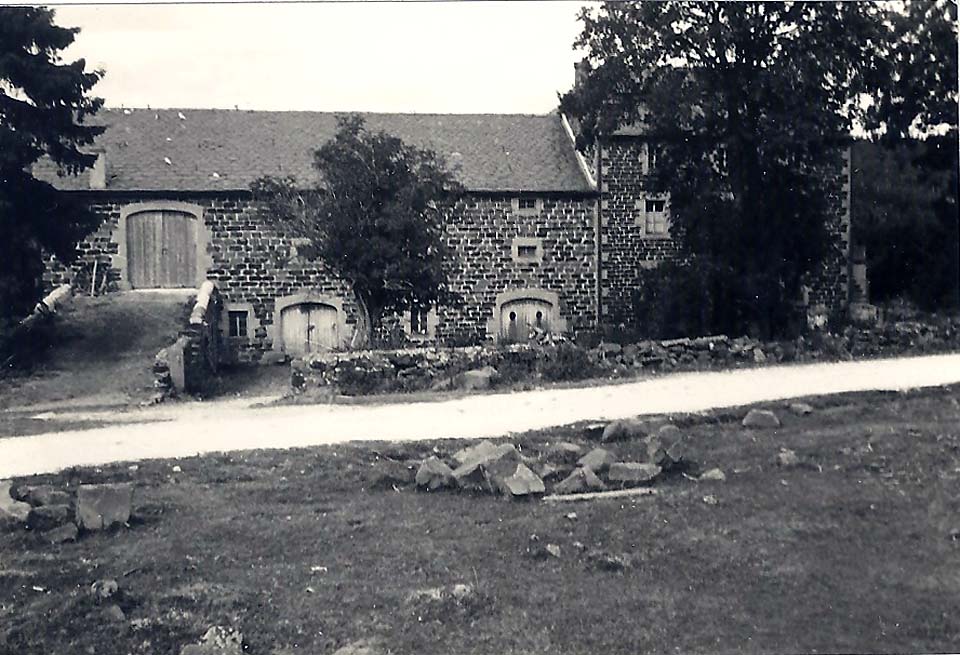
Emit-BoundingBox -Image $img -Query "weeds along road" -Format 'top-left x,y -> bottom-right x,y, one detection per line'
1,352 -> 959,477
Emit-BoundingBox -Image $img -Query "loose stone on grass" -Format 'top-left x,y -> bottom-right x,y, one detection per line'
27,504 -> 70,532
43,522 -> 78,544
742,409 -> 781,429
0,481 -> 31,527
544,441 -> 583,464
601,418 -> 650,443
699,468 -> 727,481
607,462 -> 661,485
17,485 -> 72,508
491,462 -> 545,498
775,448 -> 801,467
76,483 -> 134,531
789,402 -> 814,416
577,448 -> 617,474
415,457 -> 455,491
554,467 -> 606,495
180,626 -> 244,655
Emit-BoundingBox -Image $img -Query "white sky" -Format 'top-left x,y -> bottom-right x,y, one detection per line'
50,1 -> 593,115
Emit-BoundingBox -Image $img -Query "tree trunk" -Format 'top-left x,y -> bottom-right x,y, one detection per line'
350,289 -> 372,350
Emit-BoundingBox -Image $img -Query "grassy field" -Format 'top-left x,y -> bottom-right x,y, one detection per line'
2,385 -> 959,654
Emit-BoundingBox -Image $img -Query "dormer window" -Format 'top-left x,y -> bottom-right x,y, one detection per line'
512,197 -> 542,216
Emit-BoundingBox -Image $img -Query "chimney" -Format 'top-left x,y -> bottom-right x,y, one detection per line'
574,59 -> 590,88
89,151 -> 106,189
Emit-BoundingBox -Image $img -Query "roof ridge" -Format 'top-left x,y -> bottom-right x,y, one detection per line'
103,107 -> 557,119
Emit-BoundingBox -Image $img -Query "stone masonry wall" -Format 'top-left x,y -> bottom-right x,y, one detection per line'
437,194 -> 598,344
598,138 -> 681,327
45,191 -> 598,357
598,136 -> 851,329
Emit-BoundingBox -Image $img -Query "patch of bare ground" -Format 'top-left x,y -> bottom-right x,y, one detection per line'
2,385 -> 959,654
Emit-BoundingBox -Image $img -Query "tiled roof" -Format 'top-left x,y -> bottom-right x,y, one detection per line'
35,109 -> 595,193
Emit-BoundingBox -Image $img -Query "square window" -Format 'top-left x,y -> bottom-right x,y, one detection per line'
513,197 -> 541,215
636,195 -> 670,236
228,310 -> 248,338
518,197 -> 537,210
517,244 -> 539,259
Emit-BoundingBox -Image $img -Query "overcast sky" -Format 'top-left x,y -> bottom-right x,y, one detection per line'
52,1 -> 592,115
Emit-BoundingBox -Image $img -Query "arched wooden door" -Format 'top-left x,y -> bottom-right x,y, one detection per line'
280,302 -> 339,355
499,297 -> 553,343
126,210 -> 198,288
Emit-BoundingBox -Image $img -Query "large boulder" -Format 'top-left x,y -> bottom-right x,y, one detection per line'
180,626 -> 243,655
456,366 -> 499,391
601,418 -> 650,443
489,463 -> 545,498
607,462 -> 661,486
17,484 -> 71,508
645,424 -> 686,469
577,448 -> 617,474
742,409 -> 781,429
75,483 -> 134,531
415,457 -> 455,491
452,443 -> 520,489
27,504 -> 70,532
0,481 -> 31,527
553,467 -> 606,495
44,522 -> 79,544
543,442 -> 583,464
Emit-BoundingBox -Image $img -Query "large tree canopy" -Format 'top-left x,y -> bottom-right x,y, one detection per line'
0,7 -> 104,327
561,2 -> 888,337
253,114 -> 461,348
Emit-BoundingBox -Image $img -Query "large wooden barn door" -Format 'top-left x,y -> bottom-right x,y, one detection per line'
127,210 -> 198,288
499,297 -> 553,343
280,302 -> 339,355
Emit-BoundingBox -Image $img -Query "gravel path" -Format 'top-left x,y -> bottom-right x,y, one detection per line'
2,352 -> 959,478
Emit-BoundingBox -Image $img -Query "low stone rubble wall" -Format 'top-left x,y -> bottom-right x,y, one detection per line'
291,313 -> 960,397
153,281 -> 223,398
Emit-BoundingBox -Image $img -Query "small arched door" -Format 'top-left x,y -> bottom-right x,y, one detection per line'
499,297 -> 553,343
280,302 -> 339,355
126,210 -> 198,288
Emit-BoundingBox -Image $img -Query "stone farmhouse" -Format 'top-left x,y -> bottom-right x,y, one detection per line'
38,101 -> 852,362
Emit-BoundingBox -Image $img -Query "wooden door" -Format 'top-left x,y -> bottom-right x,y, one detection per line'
127,210 -> 197,288
499,298 -> 553,343
281,302 -> 339,355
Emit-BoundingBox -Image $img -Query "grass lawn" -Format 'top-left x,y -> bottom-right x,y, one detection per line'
2,386 -> 959,654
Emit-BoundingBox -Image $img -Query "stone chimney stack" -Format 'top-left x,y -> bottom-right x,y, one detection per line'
89,151 -> 106,190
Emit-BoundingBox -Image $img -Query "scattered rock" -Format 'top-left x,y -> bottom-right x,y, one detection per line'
582,423 -> 606,440
742,409 -> 781,429
452,440 -> 505,466
27,504 -> 70,532
545,544 -> 561,558
775,448 -> 800,467
44,522 -> 79,544
577,448 -> 617,474
565,512 -> 578,521
414,457 -> 455,491
699,468 -> 726,481
75,483 -> 134,531
607,462 -> 661,485
17,485 -> 71,508
452,443 -> 519,489
702,494 -> 719,505
103,604 -> 126,622
90,579 -> 119,601
0,481 -> 32,527
457,366 -> 499,391
260,351 -> 289,366
490,462 -> 545,498
587,550 -> 631,572
789,402 -> 814,416
181,626 -> 244,655
536,462 -> 569,481
554,467 -> 606,495
601,418 -> 649,442
544,441 -> 583,464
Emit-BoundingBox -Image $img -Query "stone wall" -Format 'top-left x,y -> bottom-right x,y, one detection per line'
437,194 -> 598,344
45,191 -> 599,359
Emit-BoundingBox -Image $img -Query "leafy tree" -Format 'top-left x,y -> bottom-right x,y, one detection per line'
561,2 -> 887,337
851,139 -> 958,310
0,7 -> 103,329
252,114 -> 461,348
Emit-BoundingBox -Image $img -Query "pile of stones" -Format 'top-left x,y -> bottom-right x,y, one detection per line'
0,480 -> 134,543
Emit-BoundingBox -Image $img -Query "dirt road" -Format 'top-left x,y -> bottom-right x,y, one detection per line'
2,352 -> 959,478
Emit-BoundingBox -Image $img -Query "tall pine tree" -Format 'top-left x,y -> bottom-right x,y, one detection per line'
0,7 -> 104,328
